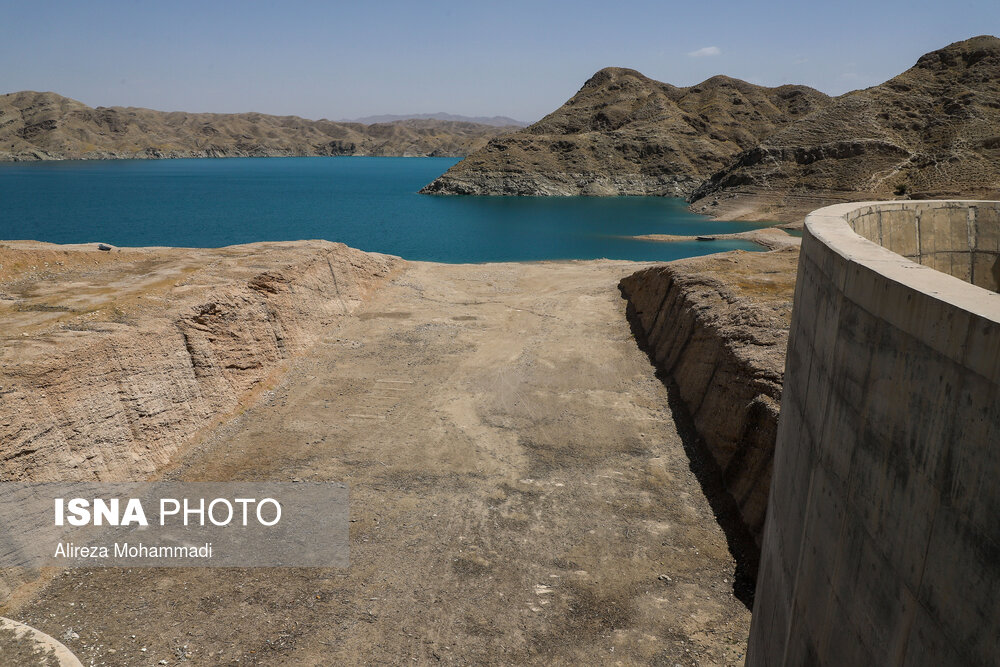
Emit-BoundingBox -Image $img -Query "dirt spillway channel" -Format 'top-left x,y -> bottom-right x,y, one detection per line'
4,257 -> 750,665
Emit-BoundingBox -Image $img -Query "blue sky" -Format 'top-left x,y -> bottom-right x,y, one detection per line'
1,0 -> 996,122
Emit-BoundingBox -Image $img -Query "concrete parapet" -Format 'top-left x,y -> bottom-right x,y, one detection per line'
845,201 -> 1000,291
747,201 -> 1000,666
0,617 -> 83,666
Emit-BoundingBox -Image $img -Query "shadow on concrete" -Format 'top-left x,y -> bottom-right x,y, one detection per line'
622,295 -> 760,609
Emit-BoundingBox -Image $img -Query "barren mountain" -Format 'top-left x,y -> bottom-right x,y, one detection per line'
0,92 -> 514,160
344,112 -> 526,127
690,35 -> 1000,221
420,68 -> 830,196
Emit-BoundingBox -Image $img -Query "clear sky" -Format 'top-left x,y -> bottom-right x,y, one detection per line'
1,0 -> 997,123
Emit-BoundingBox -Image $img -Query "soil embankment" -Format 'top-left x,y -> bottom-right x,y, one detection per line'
0,240 -> 397,483
619,248 -> 798,552
0,240 -> 398,599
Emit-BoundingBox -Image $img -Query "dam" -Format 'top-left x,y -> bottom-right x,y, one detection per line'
748,201 -> 1000,665
1,201 -> 996,664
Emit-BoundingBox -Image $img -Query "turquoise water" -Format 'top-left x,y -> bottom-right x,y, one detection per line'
0,157 -> 765,263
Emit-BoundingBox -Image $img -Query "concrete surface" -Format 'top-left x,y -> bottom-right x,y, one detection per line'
846,201 -> 1000,291
747,201 -> 1000,666
0,616 -> 83,667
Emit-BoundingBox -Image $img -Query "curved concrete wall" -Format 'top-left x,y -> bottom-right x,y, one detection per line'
846,201 -> 1000,291
748,201 -> 1000,666
0,617 -> 83,666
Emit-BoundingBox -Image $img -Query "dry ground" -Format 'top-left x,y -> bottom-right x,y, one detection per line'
4,259 -> 750,666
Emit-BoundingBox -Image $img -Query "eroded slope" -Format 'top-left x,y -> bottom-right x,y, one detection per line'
421,68 -> 829,196
691,35 -> 1000,221
0,240 -> 398,600
620,248 -> 798,548
0,240 -> 397,483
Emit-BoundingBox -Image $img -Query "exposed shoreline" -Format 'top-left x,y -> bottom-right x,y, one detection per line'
630,226 -> 801,251
0,151 -> 469,162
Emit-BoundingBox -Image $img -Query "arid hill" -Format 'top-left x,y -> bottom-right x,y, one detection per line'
420,68 -> 830,196
0,92 -> 516,160
344,112 -> 527,127
422,36 -> 1000,223
691,35 -> 1000,221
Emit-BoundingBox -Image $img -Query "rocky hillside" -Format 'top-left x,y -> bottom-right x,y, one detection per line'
691,35 -> 1000,221
422,36 -> 1000,223
420,68 -> 830,196
0,92 -> 516,160
345,113 -> 527,127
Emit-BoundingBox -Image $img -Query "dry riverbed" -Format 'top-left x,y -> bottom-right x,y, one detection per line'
2,253 -> 751,665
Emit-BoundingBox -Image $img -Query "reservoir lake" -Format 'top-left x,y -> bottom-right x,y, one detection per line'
0,157 -> 766,263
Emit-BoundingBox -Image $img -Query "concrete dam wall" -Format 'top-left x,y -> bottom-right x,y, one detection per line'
847,201 -> 1000,291
748,201 -> 1000,666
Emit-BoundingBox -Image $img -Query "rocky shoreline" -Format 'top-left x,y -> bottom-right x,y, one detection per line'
4,146 -> 480,161
420,170 -> 698,197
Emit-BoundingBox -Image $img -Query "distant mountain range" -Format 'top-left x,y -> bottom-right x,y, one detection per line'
0,95 -> 516,161
343,113 -> 527,127
423,35 -> 1000,222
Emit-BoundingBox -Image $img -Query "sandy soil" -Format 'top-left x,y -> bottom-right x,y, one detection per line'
4,259 -> 751,666
631,228 -> 800,251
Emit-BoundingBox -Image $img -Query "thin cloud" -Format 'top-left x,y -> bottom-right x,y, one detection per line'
687,46 -> 721,58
